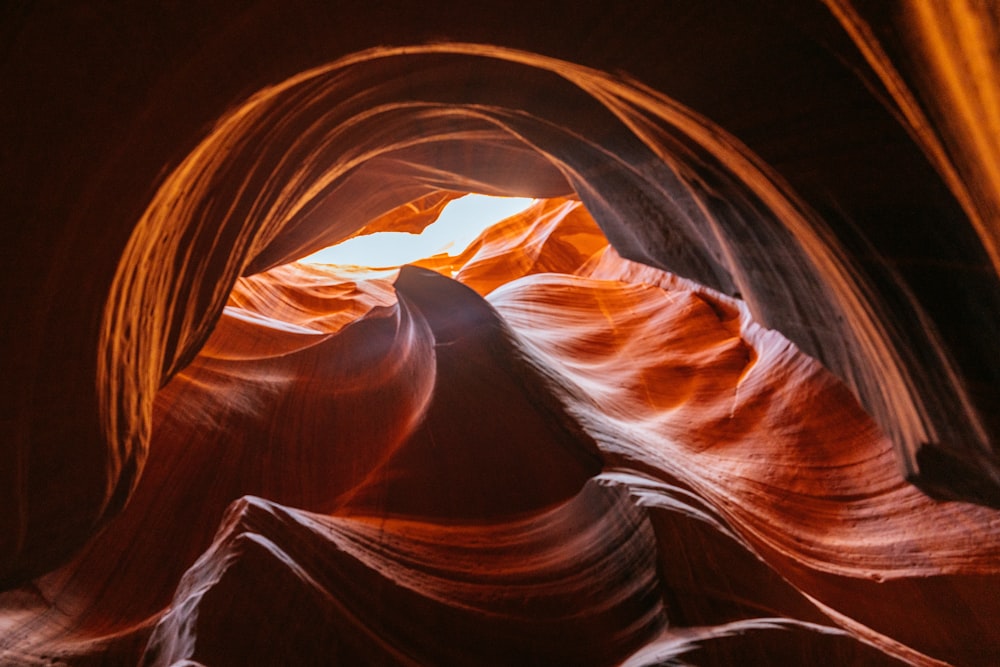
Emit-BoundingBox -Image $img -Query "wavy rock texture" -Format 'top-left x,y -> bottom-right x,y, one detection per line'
4,200 -> 999,665
3,2 -> 1000,665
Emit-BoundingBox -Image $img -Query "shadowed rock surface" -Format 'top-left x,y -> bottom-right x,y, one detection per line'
2,2 -> 1000,665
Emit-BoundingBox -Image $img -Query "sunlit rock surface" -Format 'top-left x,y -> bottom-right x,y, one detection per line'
2,2 -> 1000,665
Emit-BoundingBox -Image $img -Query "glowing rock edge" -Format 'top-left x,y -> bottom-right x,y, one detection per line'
2,5 -> 999,665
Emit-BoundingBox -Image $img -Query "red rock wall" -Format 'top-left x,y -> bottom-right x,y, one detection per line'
2,2 -> 999,665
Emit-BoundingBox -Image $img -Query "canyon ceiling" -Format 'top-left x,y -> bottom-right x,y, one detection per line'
1,1 -> 999,665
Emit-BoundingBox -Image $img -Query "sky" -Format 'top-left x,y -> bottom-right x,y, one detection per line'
300,194 -> 535,267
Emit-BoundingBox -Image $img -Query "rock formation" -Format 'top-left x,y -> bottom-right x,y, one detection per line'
2,2 -> 999,665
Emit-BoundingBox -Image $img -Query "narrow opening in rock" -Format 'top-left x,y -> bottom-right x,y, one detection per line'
300,194 -> 535,269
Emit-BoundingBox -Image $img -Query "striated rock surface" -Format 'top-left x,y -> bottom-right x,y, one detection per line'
4,199 -> 999,665
3,2 -> 1000,665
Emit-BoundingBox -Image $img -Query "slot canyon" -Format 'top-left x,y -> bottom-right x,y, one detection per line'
2,2 -> 999,665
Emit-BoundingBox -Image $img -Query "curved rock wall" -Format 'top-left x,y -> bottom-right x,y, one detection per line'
2,2 -> 999,664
